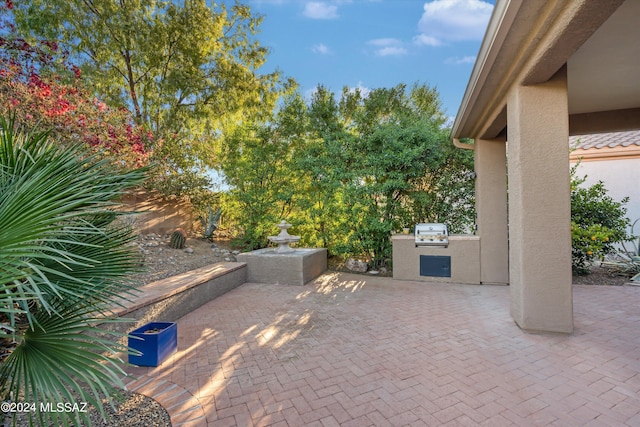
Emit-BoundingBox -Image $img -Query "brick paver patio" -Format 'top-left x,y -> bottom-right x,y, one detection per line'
124,272 -> 640,426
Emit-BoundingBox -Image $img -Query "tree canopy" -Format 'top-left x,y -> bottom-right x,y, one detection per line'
9,0 -> 294,194
219,83 -> 475,267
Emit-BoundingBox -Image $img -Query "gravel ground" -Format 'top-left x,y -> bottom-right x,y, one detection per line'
131,233 -> 238,285
572,264 -> 635,286
86,391 -> 171,427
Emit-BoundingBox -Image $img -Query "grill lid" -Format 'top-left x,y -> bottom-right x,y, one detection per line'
415,223 -> 449,246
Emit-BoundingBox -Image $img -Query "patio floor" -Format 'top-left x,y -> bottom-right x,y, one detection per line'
123,272 -> 640,426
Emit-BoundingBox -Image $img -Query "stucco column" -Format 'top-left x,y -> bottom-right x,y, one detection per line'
506,66 -> 573,333
474,138 -> 509,284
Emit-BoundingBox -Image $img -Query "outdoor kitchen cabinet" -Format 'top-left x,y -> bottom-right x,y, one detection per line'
392,234 -> 481,285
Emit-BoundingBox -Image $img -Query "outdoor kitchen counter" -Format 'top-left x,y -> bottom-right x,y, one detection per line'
392,234 -> 481,285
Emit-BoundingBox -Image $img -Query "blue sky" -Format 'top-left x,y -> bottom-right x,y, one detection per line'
244,0 -> 496,119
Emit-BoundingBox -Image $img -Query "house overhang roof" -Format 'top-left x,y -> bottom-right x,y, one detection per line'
569,130 -> 640,161
451,0 -> 639,143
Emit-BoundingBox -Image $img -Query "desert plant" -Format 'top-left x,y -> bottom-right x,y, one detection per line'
623,218 -> 640,257
200,207 -> 222,241
170,228 -> 187,249
0,116 -> 146,426
608,218 -> 640,275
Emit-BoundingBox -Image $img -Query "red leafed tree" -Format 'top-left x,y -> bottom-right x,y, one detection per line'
0,7 -> 151,168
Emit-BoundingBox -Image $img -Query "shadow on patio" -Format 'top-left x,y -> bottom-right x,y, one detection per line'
124,272 -> 640,426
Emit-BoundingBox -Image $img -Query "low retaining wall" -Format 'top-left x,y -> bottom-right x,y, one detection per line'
105,262 -> 247,335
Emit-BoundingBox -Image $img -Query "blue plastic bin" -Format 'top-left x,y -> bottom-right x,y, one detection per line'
128,322 -> 177,367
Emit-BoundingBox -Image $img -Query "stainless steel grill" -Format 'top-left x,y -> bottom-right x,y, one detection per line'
415,223 -> 449,247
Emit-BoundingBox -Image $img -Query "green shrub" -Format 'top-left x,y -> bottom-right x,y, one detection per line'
570,166 -> 629,274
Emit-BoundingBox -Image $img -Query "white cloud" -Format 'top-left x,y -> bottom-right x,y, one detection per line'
417,0 -> 493,45
376,46 -> 408,57
303,86 -> 318,101
312,43 -> 333,55
413,34 -> 442,47
368,38 -> 401,47
304,82 -> 371,103
367,38 -> 408,56
347,82 -> 372,98
445,55 -> 476,64
303,2 -> 339,19
251,0 -> 288,4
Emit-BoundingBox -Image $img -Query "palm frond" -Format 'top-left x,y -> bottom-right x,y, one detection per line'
0,115 -> 148,426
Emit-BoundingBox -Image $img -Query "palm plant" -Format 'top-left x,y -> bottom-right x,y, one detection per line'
0,116 -> 146,426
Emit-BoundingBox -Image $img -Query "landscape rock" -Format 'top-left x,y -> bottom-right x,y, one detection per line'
346,258 -> 368,273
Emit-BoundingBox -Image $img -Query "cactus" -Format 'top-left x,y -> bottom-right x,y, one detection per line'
200,207 -> 222,241
169,228 -> 187,249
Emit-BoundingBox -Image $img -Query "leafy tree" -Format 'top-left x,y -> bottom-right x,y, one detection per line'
409,140 -> 475,233
294,86 -> 355,252
219,83 -> 475,268
570,164 -> 630,274
298,83 -> 474,268
0,117 -> 146,426
219,97 -> 306,249
8,0 -> 293,196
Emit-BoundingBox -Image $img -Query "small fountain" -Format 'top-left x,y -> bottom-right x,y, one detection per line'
268,220 -> 300,253
236,220 -> 327,285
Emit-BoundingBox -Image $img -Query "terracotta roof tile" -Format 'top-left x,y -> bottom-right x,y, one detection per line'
570,130 -> 640,150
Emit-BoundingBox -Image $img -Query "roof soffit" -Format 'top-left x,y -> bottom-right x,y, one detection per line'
452,0 -> 626,140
